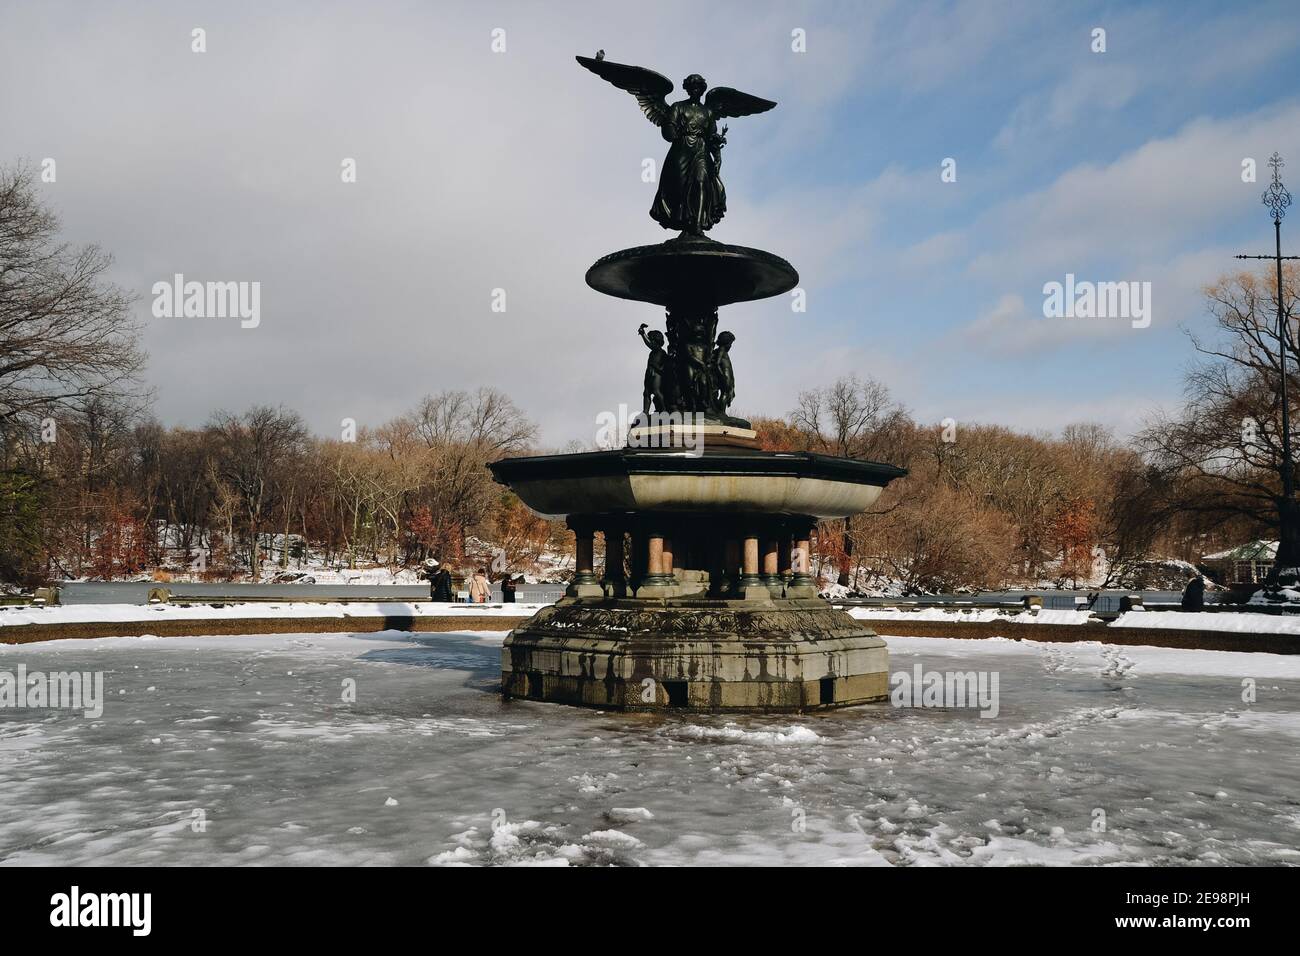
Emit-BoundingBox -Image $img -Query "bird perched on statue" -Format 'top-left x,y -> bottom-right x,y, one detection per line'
595,49 -> 605,61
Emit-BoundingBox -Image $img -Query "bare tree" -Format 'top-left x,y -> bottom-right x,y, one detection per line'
206,406 -> 307,577
791,375 -> 911,461
790,375 -> 912,586
394,388 -> 536,554
155,427 -> 217,564
1139,267 -> 1300,569
0,162 -> 145,429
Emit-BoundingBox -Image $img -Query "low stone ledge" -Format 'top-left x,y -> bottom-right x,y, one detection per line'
5,611 -> 1297,654
862,618 -> 1300,654
0,614 -> 531,645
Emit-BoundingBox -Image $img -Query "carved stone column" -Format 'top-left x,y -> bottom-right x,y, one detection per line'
603,528 -> 626,597
761,535 -> 781,596
647,533 -> 665,578
637,527 -> 677,594
720,536 -> 741,596
788,518 -> 817,596
739,530 -> 768,601
778,529 -> 793,584
568,519 -> 603,598
629,529 -> 647,590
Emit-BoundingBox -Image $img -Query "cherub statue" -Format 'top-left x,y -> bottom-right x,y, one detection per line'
637,323 -> 667,417
577,54 -> 776,236
711,330 -> 736,411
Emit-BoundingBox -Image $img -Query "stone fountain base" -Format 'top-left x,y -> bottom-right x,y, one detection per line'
501,595 -> 888,712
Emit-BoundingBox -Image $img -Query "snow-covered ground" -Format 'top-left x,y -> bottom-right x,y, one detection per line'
7,601 -> 1086,630
847,607 -> 1094,626
264,567 -> 425,586
0,601 -> 544,628
0,631 -> 1296,866
1112,610 -> 1300,635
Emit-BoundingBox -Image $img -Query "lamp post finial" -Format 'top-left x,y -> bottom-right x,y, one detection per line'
1264,151 -> 1291,224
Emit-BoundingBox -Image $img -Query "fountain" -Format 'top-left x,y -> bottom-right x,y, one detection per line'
487,53 -> 907,711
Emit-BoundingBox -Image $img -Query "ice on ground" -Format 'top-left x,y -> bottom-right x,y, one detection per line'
607,807 -> 655,823
666,723 -> 823,744
0,631 -> 1297,866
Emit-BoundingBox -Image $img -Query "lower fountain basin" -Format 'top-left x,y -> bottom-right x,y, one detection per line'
489,447 -> 907,712
488,447 -> 907,520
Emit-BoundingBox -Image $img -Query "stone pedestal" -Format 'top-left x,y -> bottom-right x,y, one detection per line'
501,595 -> 889,712
488,448 -> 906,712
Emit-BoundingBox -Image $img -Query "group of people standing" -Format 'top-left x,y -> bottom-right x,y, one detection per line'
424,561 -> 522,604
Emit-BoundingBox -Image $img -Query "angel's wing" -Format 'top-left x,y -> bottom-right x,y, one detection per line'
704,87 -> 777,119
576,55 -> 674,128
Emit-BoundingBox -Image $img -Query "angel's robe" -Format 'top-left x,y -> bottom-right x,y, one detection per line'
650,100 -> 727,234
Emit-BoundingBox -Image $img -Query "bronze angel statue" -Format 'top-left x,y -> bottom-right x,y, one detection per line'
577,54 -> 776,236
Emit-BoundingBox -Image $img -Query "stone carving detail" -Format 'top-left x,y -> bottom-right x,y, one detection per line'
517,603 -> 871,643
637,316 -> 738,419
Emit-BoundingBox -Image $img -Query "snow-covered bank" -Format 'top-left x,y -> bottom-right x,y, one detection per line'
852,605 -> 1300,638
0,601 -> 545,628
1112,610 -> 1300,635
8,600 -> 1300,642
1,629 -> 1296,866
846,607 -> 1093,626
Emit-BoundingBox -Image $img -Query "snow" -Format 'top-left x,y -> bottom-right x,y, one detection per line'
269,567 -> 426,586
1112,610 -> 1300,635
668,723 -> 824,744
1203,540 -> 1277,562
607,807 -> 655,823
0,601 -> 544,628
847,607 -> 1094,625
1248,586 -> 1300,606
1,630 -> 1297,866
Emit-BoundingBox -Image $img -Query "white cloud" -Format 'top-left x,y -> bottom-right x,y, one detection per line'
4,0 -> 1299,444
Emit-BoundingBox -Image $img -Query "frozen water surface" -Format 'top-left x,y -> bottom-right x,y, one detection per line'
1,631 -> 1298,866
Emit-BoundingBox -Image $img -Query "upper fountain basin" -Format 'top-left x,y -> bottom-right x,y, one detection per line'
586,236 -> 799,307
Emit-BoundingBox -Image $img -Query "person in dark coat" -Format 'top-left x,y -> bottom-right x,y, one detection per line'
1180,574 -> 1205,611
501,574 -> 518,603
428,561 -> 454,602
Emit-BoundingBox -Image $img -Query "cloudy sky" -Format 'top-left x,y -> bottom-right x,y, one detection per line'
4,0 -> 1300,446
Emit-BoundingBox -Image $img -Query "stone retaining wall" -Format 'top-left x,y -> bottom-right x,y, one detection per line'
0,616 -> 519,644
862,618 -> 1299,654
2,613 -> 1297,654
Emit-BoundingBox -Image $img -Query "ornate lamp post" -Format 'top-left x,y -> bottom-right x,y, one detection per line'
1235,153 -> 1300,578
